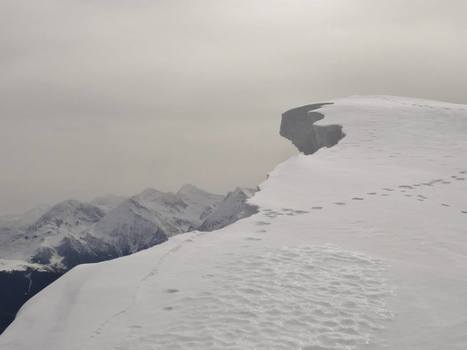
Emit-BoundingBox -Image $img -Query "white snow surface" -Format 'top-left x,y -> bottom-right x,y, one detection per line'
199,187 -> 257,231
0,259 -> 48,273
1,95 -> 467,349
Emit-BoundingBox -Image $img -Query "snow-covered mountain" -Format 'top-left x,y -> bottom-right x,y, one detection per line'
0,185 -> 244,334
198,187 -> 258,231
2,96 -> 466,350
90,194 -> 127,213
0,205 -> 50,248
0,186 -> 223,271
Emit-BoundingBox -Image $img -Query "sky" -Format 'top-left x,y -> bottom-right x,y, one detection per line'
1,0 -> 467,214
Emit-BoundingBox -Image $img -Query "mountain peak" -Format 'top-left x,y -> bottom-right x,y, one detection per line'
177,184 -> 204,195
134,188 -> 167,200
30,200 -> 104,232
231,187 -> 256,197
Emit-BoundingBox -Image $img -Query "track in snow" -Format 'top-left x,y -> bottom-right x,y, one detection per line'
111,246 -> 393,350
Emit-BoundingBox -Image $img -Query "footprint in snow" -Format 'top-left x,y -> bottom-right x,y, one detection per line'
311,206 -> 323,210
245,237 -> 262,241
163,306 -> 174,311
294,210 -> 309,214
165,288 -> 180,294
441,204 -> 450,207
255,221 -> 271,226
334,202 -> 346,206
383,188 -> 394,192
367,192 -> 377,195
352,197 -> 364,201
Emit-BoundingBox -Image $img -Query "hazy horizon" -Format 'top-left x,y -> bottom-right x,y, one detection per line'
1,0 -> 467,214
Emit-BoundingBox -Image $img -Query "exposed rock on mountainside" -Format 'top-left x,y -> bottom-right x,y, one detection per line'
199,187 -> 258,231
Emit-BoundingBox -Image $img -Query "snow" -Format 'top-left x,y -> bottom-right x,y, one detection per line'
0,200 -> 105,264
1,96 -> 467,349
0,185 -> 223,270
0,205 -> 50,249
88,185 -> 223,244
199,187 -> 258,231
0,259 -> 48,273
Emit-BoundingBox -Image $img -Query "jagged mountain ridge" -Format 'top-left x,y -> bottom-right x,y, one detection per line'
198,187 -> 258,231
90,194 -> 127,213
1,185 -> 228,270
0,184 -> 256,334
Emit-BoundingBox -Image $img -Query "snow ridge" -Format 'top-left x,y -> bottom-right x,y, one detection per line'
2,96 -> 467,350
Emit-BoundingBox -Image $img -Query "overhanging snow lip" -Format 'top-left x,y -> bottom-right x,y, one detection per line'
280,102 -> 345,155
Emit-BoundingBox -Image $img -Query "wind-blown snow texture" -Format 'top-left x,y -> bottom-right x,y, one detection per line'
1,96 -> 467,349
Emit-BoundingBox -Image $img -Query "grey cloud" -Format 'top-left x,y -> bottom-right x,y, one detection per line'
1,0 -> 466,213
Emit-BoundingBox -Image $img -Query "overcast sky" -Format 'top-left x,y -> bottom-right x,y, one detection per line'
1,0 -> 466,214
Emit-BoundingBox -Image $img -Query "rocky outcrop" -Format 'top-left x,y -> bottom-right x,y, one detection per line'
199,187 -> 258,231
0,268 -> 61,335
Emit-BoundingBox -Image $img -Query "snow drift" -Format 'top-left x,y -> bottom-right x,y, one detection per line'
280,102 -> 345,154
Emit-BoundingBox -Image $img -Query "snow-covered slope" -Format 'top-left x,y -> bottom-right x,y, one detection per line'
2,96 -> 467,350
0,205 -> 50,248
0,185 -> 223,271
199,187 -> 258,231
82,185 -> 223,258
1,200 -> 105,265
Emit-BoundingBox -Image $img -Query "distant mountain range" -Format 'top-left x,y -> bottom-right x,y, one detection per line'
0,184 -> 257,334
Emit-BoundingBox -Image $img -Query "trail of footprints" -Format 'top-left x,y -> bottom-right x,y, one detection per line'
396,99 -> 467,113
117,246 -> 394,350
255,170 -> 467,227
